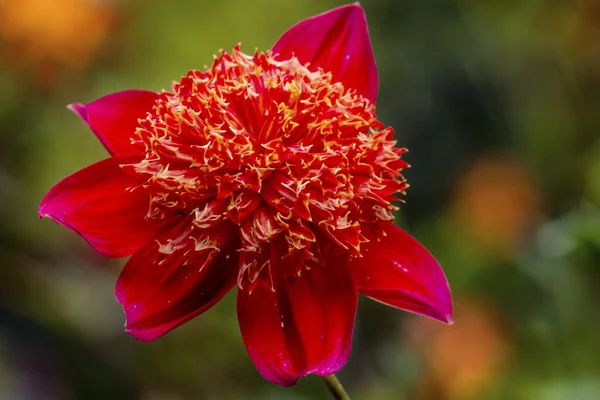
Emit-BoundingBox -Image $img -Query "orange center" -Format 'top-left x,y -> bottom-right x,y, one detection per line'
124,46 -> 408,287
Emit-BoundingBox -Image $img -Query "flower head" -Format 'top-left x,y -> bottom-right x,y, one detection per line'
39,3 -> 452,386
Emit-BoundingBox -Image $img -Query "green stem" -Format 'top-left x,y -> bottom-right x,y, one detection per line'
323,374 -> 351,400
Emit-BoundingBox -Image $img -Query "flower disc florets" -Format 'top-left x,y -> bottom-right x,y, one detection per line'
125,45 -> 408,289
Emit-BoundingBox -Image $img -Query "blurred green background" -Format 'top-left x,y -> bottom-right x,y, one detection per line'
1,0 -> 600,399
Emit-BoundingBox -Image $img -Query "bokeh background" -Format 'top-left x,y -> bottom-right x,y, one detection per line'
1,0 -> 599,399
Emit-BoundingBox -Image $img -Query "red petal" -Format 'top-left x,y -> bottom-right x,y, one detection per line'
272,3 -> 378,103
237,246 -> 357,386
116,222 -> 239,342
349,223 -> 453,324
39,157 -> 167,258
68,90 -> 158,156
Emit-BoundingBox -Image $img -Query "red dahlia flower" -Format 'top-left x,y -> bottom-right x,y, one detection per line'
39,3 -> 452,386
